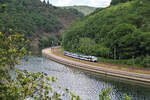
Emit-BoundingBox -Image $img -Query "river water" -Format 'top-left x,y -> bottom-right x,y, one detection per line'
15,56 -> 150,100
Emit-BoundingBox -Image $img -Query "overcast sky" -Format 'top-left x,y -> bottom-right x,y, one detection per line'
42,0 -> 111,7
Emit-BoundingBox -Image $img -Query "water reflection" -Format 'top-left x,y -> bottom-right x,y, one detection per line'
15,56 -> 150,100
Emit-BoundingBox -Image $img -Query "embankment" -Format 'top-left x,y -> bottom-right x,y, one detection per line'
42,47 -> 150,85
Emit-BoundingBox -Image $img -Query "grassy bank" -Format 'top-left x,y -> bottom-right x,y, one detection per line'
61,47 -> 149,68
98,56 -> 150,68
52,47 -> 150,75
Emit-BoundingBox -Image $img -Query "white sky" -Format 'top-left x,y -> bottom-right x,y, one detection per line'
41,0 -> 111,7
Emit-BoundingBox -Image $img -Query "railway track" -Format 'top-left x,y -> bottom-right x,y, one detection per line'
42,47 -> 150,86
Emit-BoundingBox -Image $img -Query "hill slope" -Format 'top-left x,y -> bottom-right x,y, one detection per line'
0,0 -> 83,54
111,0 -> 134,5
62,0 -> 150,67
62,6 -> 96,15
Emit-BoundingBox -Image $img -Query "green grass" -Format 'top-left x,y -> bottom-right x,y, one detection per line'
98,57 -> 142,68
52,48 -> 150,75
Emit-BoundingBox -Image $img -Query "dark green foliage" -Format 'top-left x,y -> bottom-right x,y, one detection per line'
62,6 -> 96,15
62,0 -> 150,67
111,0 -> 134,5
0,0 -> 83,54
106,23 -> 141,58
0,0 -> 82,38
0,0 -> 58,37
0,3 -> 131,100
38,35 -> 62,50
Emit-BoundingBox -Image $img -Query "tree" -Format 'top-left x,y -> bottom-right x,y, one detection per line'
107,23 -> 141,59
0,29 -> 31,99
0,2 -> 132,100
99,89 -> 131,100
111,0 -> 133,5
99,88 -> 111,100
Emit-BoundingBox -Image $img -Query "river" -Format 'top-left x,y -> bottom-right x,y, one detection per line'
15,56 -> 150,100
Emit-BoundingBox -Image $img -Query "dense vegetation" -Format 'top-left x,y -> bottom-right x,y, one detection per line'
111,0 -> 133,5
0,3 -> 131,100
0,31 -> 131,100
0,0 -> 83,54
62,6 -> 97,15
62,0 -> 150,67
0,5 -> 82,98
38,34 -> 62,51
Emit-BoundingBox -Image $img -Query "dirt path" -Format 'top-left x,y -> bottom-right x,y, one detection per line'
42,47 -> 150,85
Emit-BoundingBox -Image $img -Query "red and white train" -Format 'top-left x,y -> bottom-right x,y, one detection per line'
63,51 -> 98,62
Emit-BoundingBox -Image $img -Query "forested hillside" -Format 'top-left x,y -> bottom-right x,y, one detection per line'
111,0 -> 133,5
62,0 -> 150,67
0,2 -> 133,100
62,6 -> 96,15
0,0 -> 83,54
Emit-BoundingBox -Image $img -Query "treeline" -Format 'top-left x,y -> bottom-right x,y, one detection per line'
62,6 -> 96,15
38,34 -> 62,51
111,0 -> 134,5
62,0 -> 150,67
0,4 -> 131,100
0,0 -> 83,54
0,0 -> 82,38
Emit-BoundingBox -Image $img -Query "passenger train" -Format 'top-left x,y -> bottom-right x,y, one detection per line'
63,51 -> 98,62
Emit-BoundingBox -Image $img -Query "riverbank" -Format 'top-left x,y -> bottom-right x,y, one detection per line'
42,47 -> 150,85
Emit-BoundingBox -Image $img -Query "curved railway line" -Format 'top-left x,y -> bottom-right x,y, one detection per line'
42,47 -> 150,86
